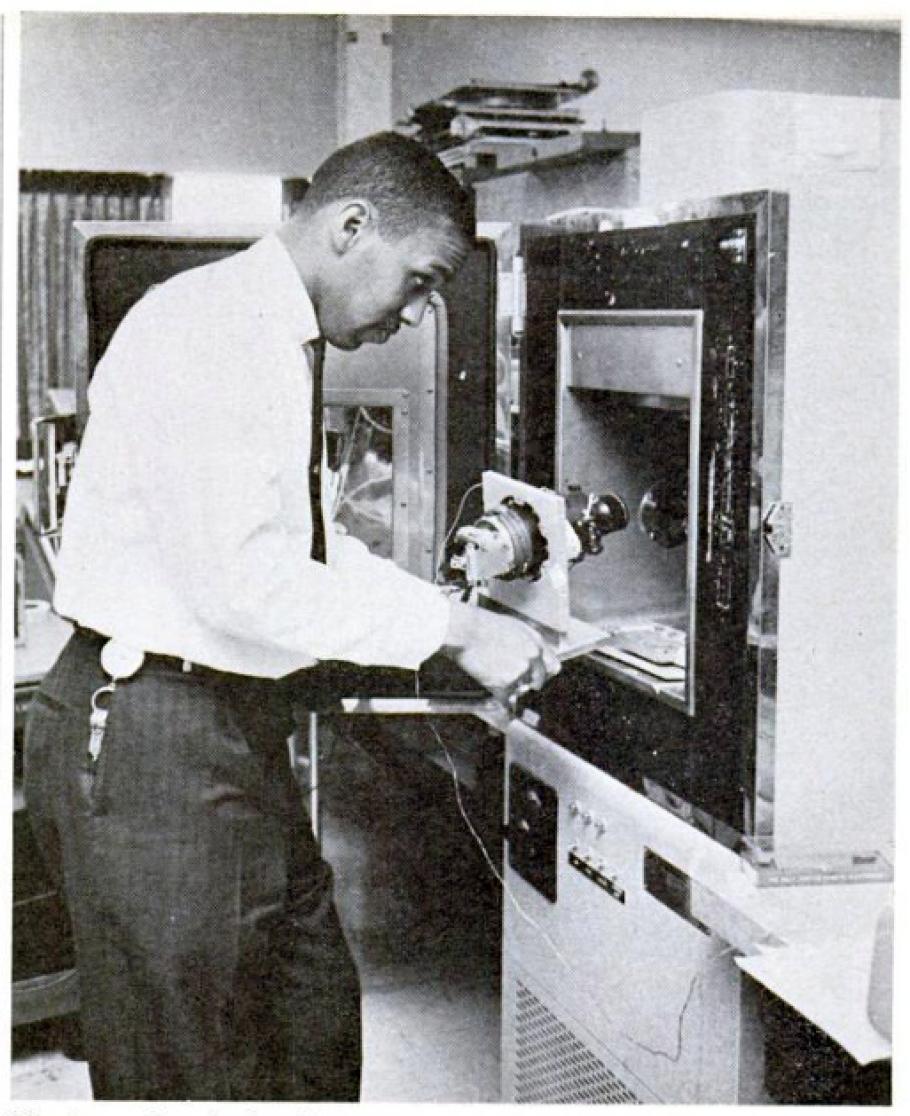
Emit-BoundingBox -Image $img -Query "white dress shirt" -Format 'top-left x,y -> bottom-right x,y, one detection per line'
54,234 -> 451,677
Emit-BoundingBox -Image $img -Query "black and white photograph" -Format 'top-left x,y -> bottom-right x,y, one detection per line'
2,6 -> 900,1107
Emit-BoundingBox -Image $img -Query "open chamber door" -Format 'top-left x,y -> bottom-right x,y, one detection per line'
516,193 -> 787,846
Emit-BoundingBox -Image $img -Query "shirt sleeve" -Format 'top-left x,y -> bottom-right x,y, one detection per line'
105,283 -> 451,672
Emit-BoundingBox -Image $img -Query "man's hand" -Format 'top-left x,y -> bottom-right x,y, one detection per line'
441,600 -> 561,705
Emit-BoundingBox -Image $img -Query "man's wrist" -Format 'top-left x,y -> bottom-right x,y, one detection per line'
442,598 -> 476,653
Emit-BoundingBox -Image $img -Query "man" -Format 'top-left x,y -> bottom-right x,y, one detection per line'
24,132 -> 559,1100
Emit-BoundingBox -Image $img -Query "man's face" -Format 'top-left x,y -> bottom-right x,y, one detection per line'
319,219 -> 468,351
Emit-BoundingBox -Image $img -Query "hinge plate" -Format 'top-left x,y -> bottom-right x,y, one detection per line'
763,501 -> 792,557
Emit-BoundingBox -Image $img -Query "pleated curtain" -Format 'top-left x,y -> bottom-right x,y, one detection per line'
17,171 -> 170,454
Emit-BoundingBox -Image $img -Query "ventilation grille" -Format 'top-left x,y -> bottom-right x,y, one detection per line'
514,981 -> 642,1104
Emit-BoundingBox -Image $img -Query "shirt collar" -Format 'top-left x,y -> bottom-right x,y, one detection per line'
248,232 -> 321,348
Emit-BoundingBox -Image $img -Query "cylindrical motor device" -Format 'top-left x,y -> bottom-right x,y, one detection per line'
450,485 -> 628,587
451,496 -> 549,584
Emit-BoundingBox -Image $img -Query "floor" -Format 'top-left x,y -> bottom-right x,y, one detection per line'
10,947 -> 500,1102
11,715 -> 504,1103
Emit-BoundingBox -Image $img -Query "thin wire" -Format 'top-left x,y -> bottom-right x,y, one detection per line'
357,406 -> 393,435
428,718 -> 745,1068
436,480 -> 483,583
432,721 -> 576,974
337,473 -> 390,504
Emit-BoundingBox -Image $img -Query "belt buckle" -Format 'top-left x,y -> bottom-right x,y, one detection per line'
100,639 -> 146,681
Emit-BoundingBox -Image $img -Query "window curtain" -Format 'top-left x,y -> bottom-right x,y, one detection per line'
17,171 -> 170,455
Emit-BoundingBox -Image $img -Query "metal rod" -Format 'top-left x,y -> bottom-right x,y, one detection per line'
339,695 -> 512,730
308,711 -> 321,847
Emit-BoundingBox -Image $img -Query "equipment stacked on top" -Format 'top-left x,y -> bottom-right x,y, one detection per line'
398,71 -> 600,178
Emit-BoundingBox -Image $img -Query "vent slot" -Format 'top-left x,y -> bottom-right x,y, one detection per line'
514,981 -> 642,1104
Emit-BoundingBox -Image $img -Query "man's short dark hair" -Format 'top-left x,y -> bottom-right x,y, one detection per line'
300,131 -> 475,244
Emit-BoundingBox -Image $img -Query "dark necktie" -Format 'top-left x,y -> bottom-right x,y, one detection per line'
308,339 -> 327,564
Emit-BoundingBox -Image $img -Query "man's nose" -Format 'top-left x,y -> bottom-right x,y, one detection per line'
399,292 -> 431,328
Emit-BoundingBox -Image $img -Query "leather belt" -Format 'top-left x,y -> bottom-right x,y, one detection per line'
72,625 -> 272,686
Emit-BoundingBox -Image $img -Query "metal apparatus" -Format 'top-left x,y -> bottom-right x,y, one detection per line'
499,96 -> 897,1105
446,471 -> 629,653
508,179 -> 894,872
450,474 -> 627,587
399,72 -> 599,155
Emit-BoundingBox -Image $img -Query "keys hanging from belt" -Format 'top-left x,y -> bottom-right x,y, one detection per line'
87,640 -> 146,765
87,684 -> 116,764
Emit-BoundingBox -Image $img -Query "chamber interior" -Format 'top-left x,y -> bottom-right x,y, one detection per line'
556,310 -> 701,711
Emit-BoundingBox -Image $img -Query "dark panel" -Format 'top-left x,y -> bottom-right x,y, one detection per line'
85,237 -> 254,374
22,170 -> 168,195
761,989 -> 891,1104
443,239 -> 498,534
507,762 -> 558,903
518,226 -> 562,487
521,213 -> 764,840
12,808 -> 75,982
643,849 -> 709,934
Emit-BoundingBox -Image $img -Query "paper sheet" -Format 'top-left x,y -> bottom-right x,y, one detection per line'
736,937 -> 891,1066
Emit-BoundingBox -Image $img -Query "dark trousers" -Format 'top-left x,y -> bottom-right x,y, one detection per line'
23,630 -> 362,1101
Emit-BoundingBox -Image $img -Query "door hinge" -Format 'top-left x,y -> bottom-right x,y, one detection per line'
762,501 -> 792,558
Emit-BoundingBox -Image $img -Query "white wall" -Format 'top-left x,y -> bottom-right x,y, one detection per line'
644,93 -> 899,860
17,15 -> 899,177
391,17 -> 898,133
19,12 -> 338,176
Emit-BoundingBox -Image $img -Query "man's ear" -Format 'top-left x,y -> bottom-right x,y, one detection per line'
329,200 -> 376,255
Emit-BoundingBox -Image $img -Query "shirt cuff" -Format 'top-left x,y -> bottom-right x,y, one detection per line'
328,534 -> 452,670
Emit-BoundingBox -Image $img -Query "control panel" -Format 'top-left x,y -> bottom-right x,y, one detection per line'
565,797 -> 625,903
